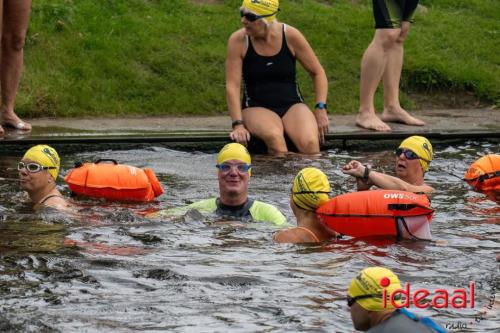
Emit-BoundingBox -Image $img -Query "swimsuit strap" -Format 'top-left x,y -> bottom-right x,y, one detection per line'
295,227 -> 321,242
39,194 -> 64,205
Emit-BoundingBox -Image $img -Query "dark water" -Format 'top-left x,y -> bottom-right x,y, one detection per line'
0,141 -> 499,332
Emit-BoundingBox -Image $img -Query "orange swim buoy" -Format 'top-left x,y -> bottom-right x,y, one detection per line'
65,159 -> 164,202
316,190 -> 434,240
464,154 -> 500,192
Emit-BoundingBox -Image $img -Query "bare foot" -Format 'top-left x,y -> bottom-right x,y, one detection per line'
381,107 -> 425,126
355,112 -> 392,132
1,111 -> 32,131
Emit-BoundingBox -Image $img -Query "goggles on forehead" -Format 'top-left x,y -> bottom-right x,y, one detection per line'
18,161 -> 56,173
216,163 -> 252,173
395,148 -> 430,163
240,9 -> 279,22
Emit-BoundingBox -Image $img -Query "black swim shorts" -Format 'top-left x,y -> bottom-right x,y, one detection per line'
372,0 -> 419,29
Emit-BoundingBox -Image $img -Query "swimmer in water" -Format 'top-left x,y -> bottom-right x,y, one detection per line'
273,167 -> 337,243
18,144 -> 69,211
342,135 -> 434,193
151,143 -> 286,226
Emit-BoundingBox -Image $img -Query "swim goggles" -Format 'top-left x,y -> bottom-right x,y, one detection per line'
239,9 -> 279,22
395,148 -> 430,163
216,163 -> 252,173
18,161 -> 56,173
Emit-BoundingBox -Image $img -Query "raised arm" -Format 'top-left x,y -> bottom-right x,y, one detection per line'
342,160 -> 434,193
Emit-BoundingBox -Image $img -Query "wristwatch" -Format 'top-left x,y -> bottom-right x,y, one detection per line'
315,102 -> 327,110
362,165 -> 371,183
232,119 -> 244,129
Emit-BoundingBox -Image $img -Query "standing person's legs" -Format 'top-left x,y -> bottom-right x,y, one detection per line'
1,0 -> 32,131
381,23 -> 425,125
356,29 -> 400,132
242,107 -> 288,154
282,103 -> 320,155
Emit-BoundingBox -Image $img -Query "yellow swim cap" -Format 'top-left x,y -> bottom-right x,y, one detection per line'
292,167 -> 330,211
399,136 -> 433,172
22,144 -> 60,179
217,143 -> 252,175
348,267 -> 402,311
241,0 -> 279,22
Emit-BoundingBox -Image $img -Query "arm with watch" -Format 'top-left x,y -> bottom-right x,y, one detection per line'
341,160 -> 433,193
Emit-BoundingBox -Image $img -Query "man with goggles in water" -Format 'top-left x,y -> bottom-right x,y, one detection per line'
347,267 -> 447,332
18,144 -> 69,210
152,143 -> 286,226
342,136 -> 434,193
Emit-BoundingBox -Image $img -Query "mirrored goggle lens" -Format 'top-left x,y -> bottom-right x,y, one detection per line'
216,163 -> 251,173
395,148 -> 419,160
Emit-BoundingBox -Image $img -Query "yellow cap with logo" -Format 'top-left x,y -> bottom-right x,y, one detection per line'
22,144 -> 60,179
348,267 -> 402,311
399,136 -> 433,172
241,0 -> 279,22
292,167 -> 330,211
217,143 -> 252,176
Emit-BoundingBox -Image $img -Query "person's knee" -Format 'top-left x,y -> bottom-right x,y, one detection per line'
261,130 -> 287,151
295,136 -> 319,154
3,33 -> 27,52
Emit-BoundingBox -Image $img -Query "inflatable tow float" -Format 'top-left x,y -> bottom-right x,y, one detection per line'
65,159 -> 164,202
316,190 -> 434,240
464,154 -> 500,193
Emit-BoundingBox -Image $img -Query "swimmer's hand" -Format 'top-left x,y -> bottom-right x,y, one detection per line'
341,160 -> 365,178
314,108 -> 329,145
230,124 -> 251,146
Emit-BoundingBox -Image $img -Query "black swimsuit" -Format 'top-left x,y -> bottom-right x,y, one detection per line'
242,24 -> 304,118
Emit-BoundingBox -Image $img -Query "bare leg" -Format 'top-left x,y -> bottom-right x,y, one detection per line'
242,107 -> 288,154
381,22 -> 425,126
282,103 -> 320,154
356,29 -> 400,132
1,0 -> 32,131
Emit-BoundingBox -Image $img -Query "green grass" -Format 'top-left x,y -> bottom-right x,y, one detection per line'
15,0 -> 500,117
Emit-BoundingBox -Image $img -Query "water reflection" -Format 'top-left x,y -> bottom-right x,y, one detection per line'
0,141 -> 498,332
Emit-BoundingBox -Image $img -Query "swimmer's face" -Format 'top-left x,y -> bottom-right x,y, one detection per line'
18,159 -> 54,193
240,8 -> 267,35
218,159 -> 250,196
395,149 -> 423,181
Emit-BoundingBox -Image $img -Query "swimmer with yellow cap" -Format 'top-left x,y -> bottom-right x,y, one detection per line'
342,136 -> 434,193
152,143 -> 286,225
347,267 -> 447,332
226,0 -> 329,155
274,167 -> 337,243
18,145 -> 68,210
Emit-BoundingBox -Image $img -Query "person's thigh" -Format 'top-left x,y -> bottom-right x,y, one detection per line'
282,103 -> 319,154
242,107 -> 286,148
3,0 -> 31,36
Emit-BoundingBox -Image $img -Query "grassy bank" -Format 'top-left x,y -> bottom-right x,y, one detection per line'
17,0 -> 499,117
